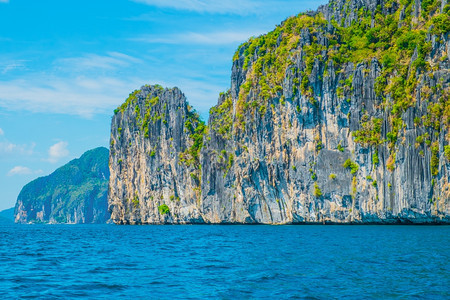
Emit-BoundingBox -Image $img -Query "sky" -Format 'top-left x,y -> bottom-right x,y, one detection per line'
0,0 -> 328,210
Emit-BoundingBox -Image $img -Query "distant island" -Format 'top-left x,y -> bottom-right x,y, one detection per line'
0,207 -> 14,223
108,0 -> 449,224
14,147 -> 110,224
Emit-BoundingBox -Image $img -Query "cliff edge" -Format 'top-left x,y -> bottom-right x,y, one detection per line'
109,0 -> 450,224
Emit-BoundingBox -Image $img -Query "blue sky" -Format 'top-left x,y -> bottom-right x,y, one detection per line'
0,0 -> 327,210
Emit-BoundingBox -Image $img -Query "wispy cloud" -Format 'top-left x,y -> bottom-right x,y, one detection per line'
7,166 -> 43,176
0,49 -> 225,117
0,0 -> 9,4
47,141 -> 69,163
131,0 -> 326,15
55,52 -> 142,73
131,30 -> 262,45
0,52 -> 149,117
7,166 -> 32,176
131,0 -> 258,14
0,127 -> 36,157
0,75 -> 143,118
0,141 -> 35,156
1,60 -> 27,74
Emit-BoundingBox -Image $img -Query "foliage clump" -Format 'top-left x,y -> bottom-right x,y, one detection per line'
132,194 -> 139,208
158,204 -> 170,215
117,90 -> 139,114
314,182 -> 322,197
444,145 -> 450,161
209,91 -> 233,139
343,159 -> 359,174
353,117 -> 383,147
373,149 -> 379,165
430,142 -> 439,176
179,106 -> 207,170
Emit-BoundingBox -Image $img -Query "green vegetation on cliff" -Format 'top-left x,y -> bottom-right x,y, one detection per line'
158,204 -> 170,215
15,147 -> 110,224
180,106 -> 207,170
209,91 -> 233,139
109,0 -> 449,225
229,0 -> 449,177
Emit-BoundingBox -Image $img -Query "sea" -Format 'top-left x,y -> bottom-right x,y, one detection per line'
0,224 -> 448,299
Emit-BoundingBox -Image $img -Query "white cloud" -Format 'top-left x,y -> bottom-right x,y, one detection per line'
7,166 -> 43,176
0,52 -> 219,118
0,128 -> 3,135
0,52 -> 149,118
0,49 -> 226,118
131,30 -> 262,45
0,142 -> 15,153
0,141 -> 34,156
8,166 -> 32,176
48,141 -> 69,163
0,0 -> 9,3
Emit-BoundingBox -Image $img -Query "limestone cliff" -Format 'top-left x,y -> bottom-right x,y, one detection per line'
109,86 -> 206,224
109,0 -> 450,224
15,147 -> 110,224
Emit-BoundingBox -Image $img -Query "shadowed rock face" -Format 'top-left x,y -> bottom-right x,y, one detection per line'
109,0 -> 450,224
15,147 -> 110,224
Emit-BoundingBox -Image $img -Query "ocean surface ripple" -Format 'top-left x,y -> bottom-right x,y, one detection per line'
0,224 -> 448,299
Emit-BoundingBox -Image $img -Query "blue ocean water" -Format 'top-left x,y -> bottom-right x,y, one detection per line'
0,225 -> 448,299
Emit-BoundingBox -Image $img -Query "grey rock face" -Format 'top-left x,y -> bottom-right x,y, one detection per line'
109,0 -> 450,224
109,86 -> 205,224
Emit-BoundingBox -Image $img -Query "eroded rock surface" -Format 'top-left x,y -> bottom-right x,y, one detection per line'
109,0 -> 450,224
